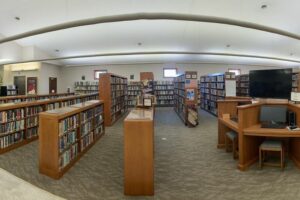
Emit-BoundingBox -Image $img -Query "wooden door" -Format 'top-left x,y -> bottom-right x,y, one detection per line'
49,77 -> 57,94
14,76 -> 26,95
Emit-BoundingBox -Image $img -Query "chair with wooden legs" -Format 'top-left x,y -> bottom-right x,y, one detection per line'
259,140 -> 284,170
225,131 -> 238,159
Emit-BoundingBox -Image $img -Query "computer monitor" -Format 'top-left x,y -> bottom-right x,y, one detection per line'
260,105 -> 287,123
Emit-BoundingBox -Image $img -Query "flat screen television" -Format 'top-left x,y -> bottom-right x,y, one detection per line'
249,68 -> 292,99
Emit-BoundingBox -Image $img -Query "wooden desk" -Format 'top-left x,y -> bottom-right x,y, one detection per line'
124,108 -> 154,196
244,124 -> 300,137
218,118 -> 239,148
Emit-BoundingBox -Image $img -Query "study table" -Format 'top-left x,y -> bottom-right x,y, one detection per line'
218,100 -> 300,171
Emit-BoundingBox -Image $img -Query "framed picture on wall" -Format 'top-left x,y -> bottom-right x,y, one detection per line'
27,77 -> 37,95
94,70 -> 107,80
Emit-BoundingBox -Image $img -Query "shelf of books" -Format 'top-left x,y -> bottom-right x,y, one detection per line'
127,81 -> 142,107
39,100 -> 104,179
153,81 -> 174,107
74,81 -> 99,94
0,92 -> 76,104
292,72 -> 300,92
174,72 -> 199,127
200,72 -> 236,116
0,85 -> 17,96
99,73 -> 128,126
236,74 -> 249,96
197,80 -> 201,105
0,93 -> 98,154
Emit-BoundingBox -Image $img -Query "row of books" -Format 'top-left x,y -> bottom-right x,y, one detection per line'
157,100 -> 174,105
81,133 -> 94,151
59,143 -> 78,170
175,90 -> 185,97
81,109 -> 93,123
0,131 -> 24,149
111,76 -> 127,84
26,127 -> 38,139
157,96 -> 173,100
46,103 -> 60,110
94,125 -> 104,136
59,115 -> 79,135
0,120 -> 25,135
81,121 -> 93,137
111,103 -> 127,114
111,84 -> 127,91
95,114 -> 103,125
95,106 -> 103,116
0,109 -> 25,123
128,91 -> 141,96
75,81 -> 98,86
26,116 -> 38,127
111,90 -> 126,98
155,91 -> 174,95
128,86 -> 141,90
153,85 -> 174,90
59,130 -> 77,153
26,106 -> 43,116
153,80 -> 173,85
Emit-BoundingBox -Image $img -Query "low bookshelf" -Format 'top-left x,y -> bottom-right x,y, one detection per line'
39,100 -> 105,179
74,81 -> 99,94
99,73 -> 128,126
153,81 -> 174,107
0,93 -> 98,154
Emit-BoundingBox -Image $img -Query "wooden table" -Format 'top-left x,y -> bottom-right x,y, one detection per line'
124,108 -> 154,196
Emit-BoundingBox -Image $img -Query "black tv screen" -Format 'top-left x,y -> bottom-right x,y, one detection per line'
249,68 -> 292,99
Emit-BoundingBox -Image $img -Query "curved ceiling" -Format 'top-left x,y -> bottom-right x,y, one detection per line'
0,0 -> 300,67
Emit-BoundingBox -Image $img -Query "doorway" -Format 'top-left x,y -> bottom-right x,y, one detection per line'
49,77 -> 57,94
14,76 -> 26,95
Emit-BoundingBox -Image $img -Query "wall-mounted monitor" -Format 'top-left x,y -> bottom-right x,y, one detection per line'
249,68 -> 292,99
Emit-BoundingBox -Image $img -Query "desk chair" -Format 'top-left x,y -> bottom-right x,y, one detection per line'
259,140 -> 284,170
225,131 -> 238,159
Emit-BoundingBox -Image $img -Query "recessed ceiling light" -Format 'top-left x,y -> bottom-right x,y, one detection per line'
14,16 -> 20,21
261,4 -> 267,9
55,49 -> 60,52
138,42 -> 142,46
290,53 -> 294,56
226,44 -> 231,48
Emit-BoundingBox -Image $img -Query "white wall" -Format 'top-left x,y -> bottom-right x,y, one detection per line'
60,63 -> 280,92
39,62 -> 64,93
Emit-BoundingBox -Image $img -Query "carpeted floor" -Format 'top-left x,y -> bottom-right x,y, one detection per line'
0,108 -> 300,200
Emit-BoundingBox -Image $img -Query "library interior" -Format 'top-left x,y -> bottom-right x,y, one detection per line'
1,1 -> 300,200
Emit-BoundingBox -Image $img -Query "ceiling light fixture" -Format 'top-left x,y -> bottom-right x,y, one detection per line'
290,53 -> 294,56
261,4 -> 268,9
55,49 -> 60,52
138,42 -> 142,46
14,16 -> 20,21
226,44 -> 231,48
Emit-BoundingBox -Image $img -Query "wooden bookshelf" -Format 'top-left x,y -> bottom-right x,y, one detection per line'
39,100 -> 104,179
174,72 -> 199,126
236,74 -> 249,97
0,92 -> 76,104
153,81 -> 174,107
200,72 -> 236,116
99,73 -> 128,126
0,93 -> 98,154
127,81 -> 142,107
74,81 -> 99,94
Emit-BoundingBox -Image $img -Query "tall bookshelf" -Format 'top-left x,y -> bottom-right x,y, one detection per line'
200,72 -> 236,116
39,100 -> 104,179
174,72 -> 199,126
153,80 -> 174,107
74,81 -> 99,94
127,81 -> 142,107
236,74 -> 249,96
99,73 -> 128,126
197,80 -> 201,105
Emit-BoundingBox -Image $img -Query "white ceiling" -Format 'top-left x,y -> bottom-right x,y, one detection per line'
0,0 -> 300,67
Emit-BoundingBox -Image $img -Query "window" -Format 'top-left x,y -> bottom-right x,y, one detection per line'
228,68 -> 241,76
163,68 -> 177,78
94,70 -> 107,80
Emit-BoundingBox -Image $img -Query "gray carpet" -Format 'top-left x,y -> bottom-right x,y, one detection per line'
0,108 -> 300,200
